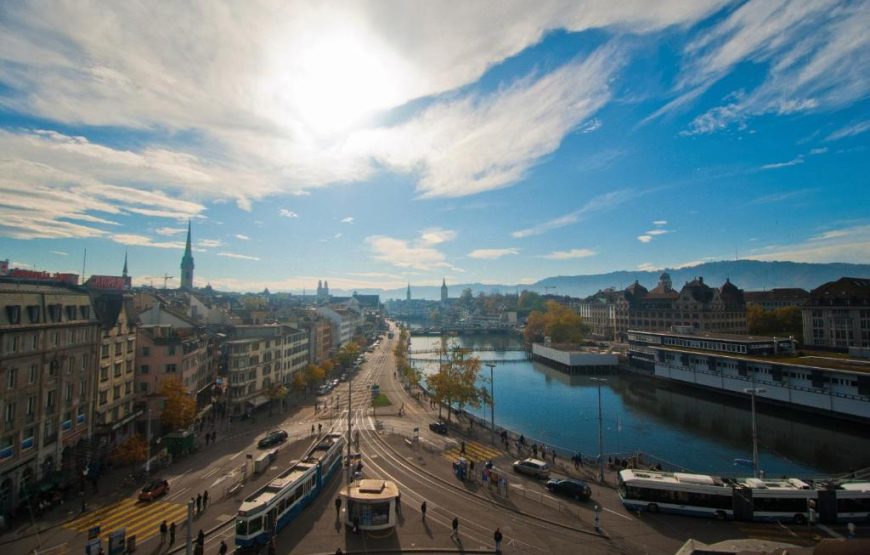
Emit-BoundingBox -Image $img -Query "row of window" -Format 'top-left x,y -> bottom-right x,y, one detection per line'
4,304 -> 90,325
4,328 -> 94,355
4,359 -> 89,390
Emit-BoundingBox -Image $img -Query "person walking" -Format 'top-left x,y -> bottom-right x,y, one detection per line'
311,424 -> 315,436
159,520 -> 168,543
451,516 -> 459,540
335,497 -> 342,516
460,440 -> 466,455
395,492 -> 401,514
202,490 -> 209,510
421,500 -> 427,520
318,423 -> 322,435
169,522 -> 176,545
494,527 -> 503,553
196,493 -> 202,513
197,529 -> 205,546
219,540 -> 228,555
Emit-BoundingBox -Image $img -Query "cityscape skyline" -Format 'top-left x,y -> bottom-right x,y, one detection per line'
1,1 -> 868,292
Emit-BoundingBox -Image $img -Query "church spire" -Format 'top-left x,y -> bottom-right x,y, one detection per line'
122,250 -> 128,278
180,219 -> 195,289
406,282 -> 411,301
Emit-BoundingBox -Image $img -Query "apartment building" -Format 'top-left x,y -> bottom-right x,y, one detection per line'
801,277 -> 870,351
0,281 -> 99,515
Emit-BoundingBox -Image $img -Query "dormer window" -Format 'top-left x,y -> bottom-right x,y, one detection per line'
27,305 -> 41,323
65,305 -> 77,321
79,306 -> 90,319
5,305 -> 21,324
48,304 -> 62,322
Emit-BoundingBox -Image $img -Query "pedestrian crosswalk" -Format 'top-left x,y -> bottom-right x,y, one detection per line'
65,497 -> 188,545
444,439 -> 503,464
734,521 -> 822,546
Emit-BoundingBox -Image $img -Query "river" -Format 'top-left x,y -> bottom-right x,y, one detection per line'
408,333 -> 870,477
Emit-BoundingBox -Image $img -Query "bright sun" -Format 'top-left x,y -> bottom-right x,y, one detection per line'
265,27 -> 407,136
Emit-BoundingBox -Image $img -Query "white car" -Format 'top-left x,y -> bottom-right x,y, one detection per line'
512,458 -> 550,479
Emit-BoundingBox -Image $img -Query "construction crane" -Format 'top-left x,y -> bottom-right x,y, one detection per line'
162,274 -> 174,290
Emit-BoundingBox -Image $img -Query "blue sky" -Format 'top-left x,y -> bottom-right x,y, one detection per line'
0,1 -> 868,292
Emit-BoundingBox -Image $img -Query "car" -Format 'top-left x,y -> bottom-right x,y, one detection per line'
139,479 -> 169,501
257,430 -> 288,448
512,458 -> 551,479
546,479 -> 591,500
429,421 -> 448,434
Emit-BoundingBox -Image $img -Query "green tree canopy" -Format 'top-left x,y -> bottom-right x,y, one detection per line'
160,377 -> 196,431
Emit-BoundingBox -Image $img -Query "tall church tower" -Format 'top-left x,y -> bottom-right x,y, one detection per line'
406,282 -> 411,301
440,278 -> 448,302
122,251 -> 128,278
180,220 -> 195,290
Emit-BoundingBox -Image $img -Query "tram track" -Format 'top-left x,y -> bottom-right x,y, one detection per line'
343,336 -> 612,553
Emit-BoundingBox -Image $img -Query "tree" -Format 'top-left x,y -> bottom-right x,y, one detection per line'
160,377 -> 196,432
425,341 -> 488,423
303,363 -> 326,387
518,290 -> 545,311
747,305 -> 802,336
524,300 -> 588,344
267,383 -> 287,415
337,342 -> 359,369
291,372 -> 307,393
108,434 -> 147,466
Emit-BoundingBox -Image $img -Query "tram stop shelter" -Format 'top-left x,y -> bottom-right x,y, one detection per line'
341,479 -> 399,531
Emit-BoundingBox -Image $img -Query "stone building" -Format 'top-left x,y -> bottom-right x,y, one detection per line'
0,280 -> 99,515
801,277 -> 870,351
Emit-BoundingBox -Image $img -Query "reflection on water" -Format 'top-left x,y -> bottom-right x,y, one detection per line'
409,334 -> 870,476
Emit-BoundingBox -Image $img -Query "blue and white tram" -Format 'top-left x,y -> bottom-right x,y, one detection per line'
235,433 -> 345,549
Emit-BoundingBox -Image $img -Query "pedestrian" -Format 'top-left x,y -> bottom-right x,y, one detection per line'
395,492 -> 401,514
494,527 -> 503,553
196,493 -> 202,513
552,450 -> 557,463
336,549 -> 343,555
847,521 -> 855,539
318,423 -> 322,434
460,440 -> 466,455
197,529 -> 204,546
594,505 -> 601,532
451,516 -> 459,540
219,540 -> 228,555
203,490 -> 209,509
169,522 -> 176,544
160,520 -> 168,543
335,497 -> 342,516
421,500 -> 427,520
311,424 -> 315,436
532,444 -> 538,458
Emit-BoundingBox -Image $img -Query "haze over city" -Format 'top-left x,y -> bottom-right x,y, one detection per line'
0,1 -> 867,291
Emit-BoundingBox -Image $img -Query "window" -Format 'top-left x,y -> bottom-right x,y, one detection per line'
4,402 -> 15,423
27,305 -> 41,323
100,366 -> 108,381
168,345 -> 176,356
140,383 -> 149,393
101,344 -> 109,358
165,364 -> 177,373
79,305 -> 90,319
5,306 -> 21,325
114,363 -> 122,377
65,306 -> 77,320
141,346 -> 150,357
26,396 -> 35,416
48,304 -> 62,322
113,385 -> 121,400
140,365 -> 150,374
65,383 -> 73,401
46,390 -> 56,411
125,381 -> 132,395
99,391 -> 108,405
127,339 -> 134,353
6,368 -> 17,389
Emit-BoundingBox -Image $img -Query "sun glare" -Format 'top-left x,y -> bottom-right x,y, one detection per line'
265,28 -> 407,136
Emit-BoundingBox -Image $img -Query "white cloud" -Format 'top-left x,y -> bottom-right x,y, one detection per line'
761,156 -> 804,170
110,234 -> 184,249
579,118 -> 602,133
826,120 -> 870,141
646,229 -> 669,236
673,0 -> 869,135
652,220 -> 668,226
419,228 -> 457,245
366,230 -> 461,272
50,250 -> 69,256
747,223 -> 870,263
341,217 -> 354,223
198,239 -> 223,248
217,252 -> 261,261
279,209 -> 298,218
637,235 -> 653,243
809,147 -> 828,155
540,248 -> 596,260
155,227 -> 186,236
512,189 -> 637,238
468,248 -> 519,260
334,233 -> 343,239
637,262 -> 659,271
235,234 -> 250,240
748,188 -> 815,205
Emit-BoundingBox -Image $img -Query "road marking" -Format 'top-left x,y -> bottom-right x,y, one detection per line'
65,498 -> 188,545
602,506 -> 633,521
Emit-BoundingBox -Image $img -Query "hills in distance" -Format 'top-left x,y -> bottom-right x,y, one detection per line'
339,260 -> 870,301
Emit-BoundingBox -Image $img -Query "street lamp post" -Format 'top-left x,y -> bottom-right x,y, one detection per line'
591,377 -> 607,483
486,362 -> 496,446
744,387 -> 766,478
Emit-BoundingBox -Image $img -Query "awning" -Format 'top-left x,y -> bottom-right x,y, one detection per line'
246,395 -> 270,409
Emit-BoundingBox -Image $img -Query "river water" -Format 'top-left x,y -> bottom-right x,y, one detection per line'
408,334 -> 870,477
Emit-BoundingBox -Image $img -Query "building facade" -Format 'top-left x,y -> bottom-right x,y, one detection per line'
0,282 -> 99,515
744,288 -> 810,310
801,277 -> 870,351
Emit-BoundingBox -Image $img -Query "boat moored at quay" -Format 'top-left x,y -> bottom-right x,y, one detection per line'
626,329 -> 870,422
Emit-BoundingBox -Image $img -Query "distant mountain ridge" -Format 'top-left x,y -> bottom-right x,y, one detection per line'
335,260 -> 870,301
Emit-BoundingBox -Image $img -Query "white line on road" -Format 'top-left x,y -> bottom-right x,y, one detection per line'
167,487 -> 188,501
602,506 -> 634,521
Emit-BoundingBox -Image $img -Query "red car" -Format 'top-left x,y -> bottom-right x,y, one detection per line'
139,479 -> 169,501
